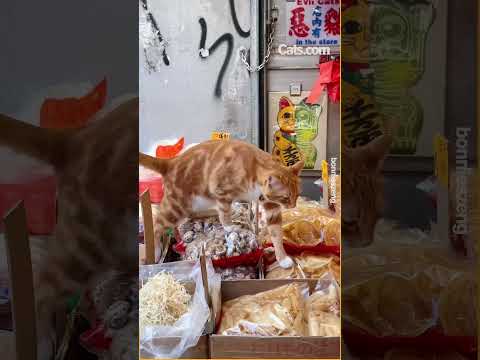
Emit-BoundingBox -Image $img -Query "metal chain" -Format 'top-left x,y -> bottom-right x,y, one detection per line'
240,16 -> 277,72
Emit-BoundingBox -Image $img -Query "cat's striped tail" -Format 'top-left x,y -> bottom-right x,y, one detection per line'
139,152 -> 169,175
0,113 -> 69,167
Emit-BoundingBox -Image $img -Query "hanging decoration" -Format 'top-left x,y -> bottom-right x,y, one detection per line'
307,59 -> 340,104
139,0 -> 170,73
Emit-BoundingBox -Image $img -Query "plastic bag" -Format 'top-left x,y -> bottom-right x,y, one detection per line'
306,274 -> 341,337
218,283 -> 307,336
342,242 -> 477,339
265,253 -> 340,283
296,253 -> 340,282
259,198 -> 340,249
281,198 -> 340,247
139,259 -> 220,358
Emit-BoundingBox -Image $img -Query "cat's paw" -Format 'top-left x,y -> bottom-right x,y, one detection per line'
278,256 -> 294,269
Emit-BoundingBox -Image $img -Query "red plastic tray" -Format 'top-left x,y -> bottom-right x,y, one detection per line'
174,229 -> 264,268
0,175 -> 57,235
264,241 -> 340,257
138,177 -> 164,203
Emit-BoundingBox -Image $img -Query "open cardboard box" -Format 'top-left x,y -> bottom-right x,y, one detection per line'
139,256 -> 219,359
210,279 -> 340,359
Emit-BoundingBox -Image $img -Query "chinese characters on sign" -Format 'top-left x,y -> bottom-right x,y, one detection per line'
286,0 -> 340,46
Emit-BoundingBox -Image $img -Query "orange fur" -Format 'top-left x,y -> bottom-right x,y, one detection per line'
0,97 -> 138,356
139,139 -> 303,264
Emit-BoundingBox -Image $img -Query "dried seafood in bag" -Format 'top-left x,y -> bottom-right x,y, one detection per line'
265,261 -> 304,279
178,203 -> 258,261
217,265 -> 258,280
296,253 -> 340,282
218,283 -> 307,336
260,197 -> 340,247
265,253 -> 340,283
306,281 -> 340,337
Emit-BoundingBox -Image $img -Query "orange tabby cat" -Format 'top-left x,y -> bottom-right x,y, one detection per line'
0,97 -> 138,359
139,139 -> 303,268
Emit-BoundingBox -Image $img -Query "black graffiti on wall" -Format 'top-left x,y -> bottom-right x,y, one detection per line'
140,0 -> 170,66
229,0 -> 250,38
199,0 -> 251,98
199,18 -> 234,98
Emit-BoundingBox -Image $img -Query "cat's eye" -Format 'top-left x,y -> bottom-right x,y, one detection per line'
343,20 -> 363,35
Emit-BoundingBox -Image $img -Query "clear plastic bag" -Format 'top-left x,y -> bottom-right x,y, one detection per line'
342,242 -> 477,338
218,283 -> 307,336
139,259 -> 220,358
281,198 -> 340,246
304,275 -> 341,337
265,253 -> 340,283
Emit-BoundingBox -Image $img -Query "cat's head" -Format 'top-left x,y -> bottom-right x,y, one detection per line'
277,97 -> 296,133
342,130 -> 393,247
262,160 -> 304,209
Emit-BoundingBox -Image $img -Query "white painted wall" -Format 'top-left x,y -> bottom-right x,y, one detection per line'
139,0 -> 257,154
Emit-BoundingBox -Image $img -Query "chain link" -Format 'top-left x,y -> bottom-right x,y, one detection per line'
240,16 -> 277,72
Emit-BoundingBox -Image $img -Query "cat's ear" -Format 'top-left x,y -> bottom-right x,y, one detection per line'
290,160 -> 304,176
279,97 -> 293,110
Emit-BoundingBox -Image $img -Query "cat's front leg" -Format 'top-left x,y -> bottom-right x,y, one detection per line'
216,200 -> 235,232
261,200 -> 293,268
269,224 -> 294,269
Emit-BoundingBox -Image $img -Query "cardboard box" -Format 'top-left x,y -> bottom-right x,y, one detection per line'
210,279 -> 340,359
144,335 -> 209,359
139,259 -> 218,359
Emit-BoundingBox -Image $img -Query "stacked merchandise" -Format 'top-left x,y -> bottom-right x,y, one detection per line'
138,138 -> 341,358
342,221 -> 477,359
175,203 -> 262,280
218,280 -> 340,338
261,197 -> 341,284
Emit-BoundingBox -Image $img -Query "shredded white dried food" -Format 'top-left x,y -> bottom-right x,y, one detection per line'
139,272 -> 191,328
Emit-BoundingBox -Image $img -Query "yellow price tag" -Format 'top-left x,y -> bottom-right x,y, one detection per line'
321,160 -> 329,185
211,131 -> 231,141
434,134 -> 448,188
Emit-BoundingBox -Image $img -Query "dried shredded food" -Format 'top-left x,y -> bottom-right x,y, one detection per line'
219,283 -> 306,336
139,272 -> 191,328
